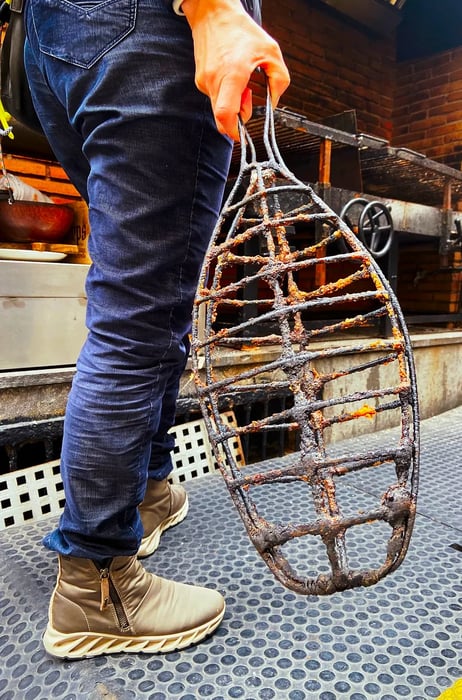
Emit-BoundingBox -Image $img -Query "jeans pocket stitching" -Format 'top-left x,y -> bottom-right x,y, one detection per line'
32,0 -> 137,69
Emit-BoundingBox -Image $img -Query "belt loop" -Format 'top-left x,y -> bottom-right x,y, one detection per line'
10,0 -> 24,14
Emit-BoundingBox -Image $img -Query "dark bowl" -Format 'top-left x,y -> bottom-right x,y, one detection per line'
0,199 -> 74,243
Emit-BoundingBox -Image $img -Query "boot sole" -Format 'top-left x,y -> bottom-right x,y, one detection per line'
137,494 -> 189,558
42,602 -> 225,659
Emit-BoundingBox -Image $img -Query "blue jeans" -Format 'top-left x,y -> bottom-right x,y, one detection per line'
25,0 -> 232,559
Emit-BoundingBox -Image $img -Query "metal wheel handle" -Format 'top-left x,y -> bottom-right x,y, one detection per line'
340,198 -> 369,234
359,201 -> 394,258
340,199 -> 394,258
338,198 -> 370,253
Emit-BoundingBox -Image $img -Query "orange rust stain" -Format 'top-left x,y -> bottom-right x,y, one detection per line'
353,404 -> 376,420
240,344 -> 259,352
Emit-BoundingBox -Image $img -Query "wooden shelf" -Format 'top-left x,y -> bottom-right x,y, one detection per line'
0,241 -> 79,254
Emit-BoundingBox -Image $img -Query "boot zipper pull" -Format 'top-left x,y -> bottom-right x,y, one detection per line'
100,568 -> 110,611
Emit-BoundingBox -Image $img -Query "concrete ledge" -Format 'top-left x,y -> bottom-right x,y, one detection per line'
410,331 -> 462,420
1,330 -> 461,435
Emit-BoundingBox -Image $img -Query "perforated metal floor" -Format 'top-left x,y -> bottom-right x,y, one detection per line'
1,407 -> 461,700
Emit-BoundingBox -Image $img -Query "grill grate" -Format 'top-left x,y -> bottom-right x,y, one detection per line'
231,108 -> 462,207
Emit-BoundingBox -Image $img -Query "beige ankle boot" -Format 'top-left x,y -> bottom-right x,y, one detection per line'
43,554 -> 225,659
138,478 -> 188,558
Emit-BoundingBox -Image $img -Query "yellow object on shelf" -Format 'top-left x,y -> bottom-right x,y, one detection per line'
0,99 -> 14,140
437,679 -> 462,700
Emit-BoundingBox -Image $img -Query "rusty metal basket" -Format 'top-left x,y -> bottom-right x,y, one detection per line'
191,92 -> 419,596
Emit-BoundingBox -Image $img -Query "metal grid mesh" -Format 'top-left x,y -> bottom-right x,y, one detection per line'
170,412 -> 244,484
230,108 -> 462,207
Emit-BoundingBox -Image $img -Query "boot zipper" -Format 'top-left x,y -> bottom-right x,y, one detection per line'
98,566 -> 131,632
100,567 -> 110,610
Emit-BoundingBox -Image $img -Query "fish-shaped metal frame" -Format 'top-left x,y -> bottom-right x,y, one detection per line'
191,91 -> 419,595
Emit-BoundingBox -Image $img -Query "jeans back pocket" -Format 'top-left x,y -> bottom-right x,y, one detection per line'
30,0 -> 137,69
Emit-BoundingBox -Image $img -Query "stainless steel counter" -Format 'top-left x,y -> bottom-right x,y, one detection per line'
0,260 -> 89,370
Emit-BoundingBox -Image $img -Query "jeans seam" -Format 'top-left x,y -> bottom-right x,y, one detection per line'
157,94 -> 209,369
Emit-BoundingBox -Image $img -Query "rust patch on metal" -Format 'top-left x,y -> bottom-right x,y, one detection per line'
191,99 -> 419,596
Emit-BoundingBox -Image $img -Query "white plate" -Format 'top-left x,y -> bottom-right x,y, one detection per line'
0,248 -> 67,262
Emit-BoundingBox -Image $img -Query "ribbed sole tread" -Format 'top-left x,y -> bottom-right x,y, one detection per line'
43,603 -> 225,659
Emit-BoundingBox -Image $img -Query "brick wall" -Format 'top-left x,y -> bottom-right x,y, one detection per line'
1,153 -> 81,202
398,246 -> 462,315
261,0 -> 396,141
393,47 -> 462,169
263,1 -> 462,171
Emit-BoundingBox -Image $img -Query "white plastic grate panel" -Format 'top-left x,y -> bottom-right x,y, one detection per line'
170,417 -> 215,484
171,410 -> 245,484
0,411 -> 244,528
0,459 -> 65,530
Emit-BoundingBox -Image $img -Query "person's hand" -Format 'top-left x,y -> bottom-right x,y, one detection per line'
181,0 -> 290,140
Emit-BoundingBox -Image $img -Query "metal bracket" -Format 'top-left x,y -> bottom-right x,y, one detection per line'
440,214 -> 462,255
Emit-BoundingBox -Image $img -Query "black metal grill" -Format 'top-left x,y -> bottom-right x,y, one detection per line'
231,108 -> 462,207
